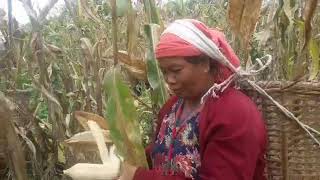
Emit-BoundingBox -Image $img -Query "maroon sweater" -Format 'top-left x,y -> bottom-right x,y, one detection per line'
134,88 -> 267,180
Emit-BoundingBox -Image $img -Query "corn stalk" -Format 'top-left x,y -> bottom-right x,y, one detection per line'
0,92 -> 27,180
18,0 -> 66,179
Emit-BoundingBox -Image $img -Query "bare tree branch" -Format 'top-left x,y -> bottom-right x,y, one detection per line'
18,0 -> 59,26
38,0 -> 59,22
18,0 -> 38,25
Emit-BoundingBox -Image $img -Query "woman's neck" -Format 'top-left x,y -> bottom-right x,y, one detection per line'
184,98 -> 200,108
184,98 -> 201,112
180,98 -> 201,119
184,78 -> 215,109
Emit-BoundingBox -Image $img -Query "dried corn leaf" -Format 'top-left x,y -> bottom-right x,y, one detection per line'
117,51 -> 147,81
228,0 -> 263,48
122,64 -> 147,81
80,38 -> 94,59
74,111 -> 109,130
118,50 -> 132,65
127,0 -> 138,56
0,93 -> 27,180
32,82 -> 63,111
46,43 -> 63,54
79,0 -> 102,24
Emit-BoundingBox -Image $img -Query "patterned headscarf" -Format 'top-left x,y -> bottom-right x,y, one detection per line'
155,19 -> 240,83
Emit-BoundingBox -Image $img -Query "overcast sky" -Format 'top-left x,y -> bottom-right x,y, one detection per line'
0,0 -> 175,24
0,0 -> 64,24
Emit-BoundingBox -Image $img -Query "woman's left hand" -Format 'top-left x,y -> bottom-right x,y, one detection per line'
118,162 -> 138,180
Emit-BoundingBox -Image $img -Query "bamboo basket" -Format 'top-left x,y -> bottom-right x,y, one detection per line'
0,135 -> 6,177
242,81 -> 320,180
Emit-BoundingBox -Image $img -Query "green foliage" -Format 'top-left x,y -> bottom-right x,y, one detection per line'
16,72 -> 32,89
135,83 -> 155,146
37,102 -> 49,121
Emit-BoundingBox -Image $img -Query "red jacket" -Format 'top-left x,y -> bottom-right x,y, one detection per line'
134,88 -> 267,180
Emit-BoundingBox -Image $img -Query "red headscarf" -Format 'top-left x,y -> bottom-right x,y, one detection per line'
155,20 -> 240,83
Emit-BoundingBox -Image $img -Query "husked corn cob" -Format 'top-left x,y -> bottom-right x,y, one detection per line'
64,121 -> 121,179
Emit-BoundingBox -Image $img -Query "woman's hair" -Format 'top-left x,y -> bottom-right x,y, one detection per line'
185,55 -> 221,77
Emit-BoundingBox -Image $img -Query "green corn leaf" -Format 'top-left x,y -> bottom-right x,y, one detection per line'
144,24 -> 168,108
104,66 -> 148,168
143,0 -> 160,24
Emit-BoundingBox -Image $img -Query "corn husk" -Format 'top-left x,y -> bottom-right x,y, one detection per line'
65,130 -> 112,145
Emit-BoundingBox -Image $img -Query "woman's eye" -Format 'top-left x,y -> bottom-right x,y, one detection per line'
172,69 -> 181,73
160,69 -> 167,75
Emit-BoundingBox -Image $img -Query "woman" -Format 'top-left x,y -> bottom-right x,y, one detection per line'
120,19 -> 267,180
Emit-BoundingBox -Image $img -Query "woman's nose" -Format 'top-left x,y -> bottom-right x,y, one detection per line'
165,73 -> 177,85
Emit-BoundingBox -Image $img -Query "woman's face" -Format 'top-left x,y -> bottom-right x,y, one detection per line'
158,57 -> 213,100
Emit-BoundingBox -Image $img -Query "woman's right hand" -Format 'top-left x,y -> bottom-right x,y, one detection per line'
118,161 -> 138,180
